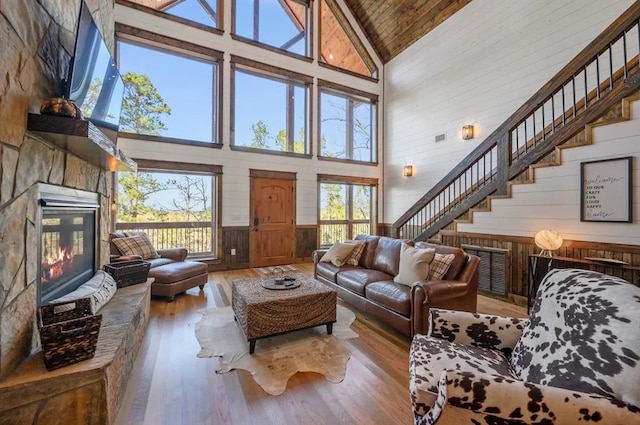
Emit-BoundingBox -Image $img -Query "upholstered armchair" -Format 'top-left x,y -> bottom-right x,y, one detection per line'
410,268 -> 640,424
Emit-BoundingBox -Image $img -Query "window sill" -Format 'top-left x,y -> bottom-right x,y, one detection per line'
230,145 -> 312,159
118,132 -> 223,149
317,156 -> 378,166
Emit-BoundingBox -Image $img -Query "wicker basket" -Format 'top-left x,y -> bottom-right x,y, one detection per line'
103,259 -> 151,288
38,298 -> 102,370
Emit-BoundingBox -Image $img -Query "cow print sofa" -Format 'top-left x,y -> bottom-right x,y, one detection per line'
409,268 -> 640,424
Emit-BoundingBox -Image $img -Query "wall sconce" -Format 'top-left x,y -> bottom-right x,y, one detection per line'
110,199 -> 117,212
534,229 -> 563,257
403,165 -> 414,177
462,125 -> 475,140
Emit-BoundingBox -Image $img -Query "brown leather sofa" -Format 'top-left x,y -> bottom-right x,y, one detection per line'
313,235 -> 479,336
110,233 -> 208,301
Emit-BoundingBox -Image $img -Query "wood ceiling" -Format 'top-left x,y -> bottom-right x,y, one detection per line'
343,0 -> 473,63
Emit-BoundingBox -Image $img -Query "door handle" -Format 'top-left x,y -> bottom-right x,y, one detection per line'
253,217 -> 259,226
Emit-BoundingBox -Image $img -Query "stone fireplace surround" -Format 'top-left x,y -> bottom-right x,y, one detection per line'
0,0 -> 115,380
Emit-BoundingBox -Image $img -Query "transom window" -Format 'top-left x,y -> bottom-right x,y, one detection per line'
234,0 -> 310,56
117,38 -> 221,144
232,63 -> 310,154
116,166 -> 219,258
318,176 -> 376,247
127,0 -> 221,29
320,86 -> 376,162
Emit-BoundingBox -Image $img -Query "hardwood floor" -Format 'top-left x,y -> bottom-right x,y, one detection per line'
115,264 -> 526,425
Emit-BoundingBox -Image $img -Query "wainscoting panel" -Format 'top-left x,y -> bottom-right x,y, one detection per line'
442,232 -> 640,305
222,226 -> 250,269
296,225 -> 318,262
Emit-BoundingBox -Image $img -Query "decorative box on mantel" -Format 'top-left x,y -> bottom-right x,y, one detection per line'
27,113 -> 137,172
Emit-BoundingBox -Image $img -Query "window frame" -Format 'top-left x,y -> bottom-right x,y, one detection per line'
318,80 -> 378,164
230,55 -> 313,158
115,25 -> 224,147
317,174 -> 378,247
231,0 -> 313,61
114,159 -> 222,259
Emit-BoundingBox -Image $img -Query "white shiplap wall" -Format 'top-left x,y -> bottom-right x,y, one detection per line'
384,0 -> 635,224
457,99 -> 640,244
115,0 -> 383,227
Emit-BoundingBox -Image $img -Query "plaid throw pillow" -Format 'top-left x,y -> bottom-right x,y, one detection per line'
344,240 -> 366,266
112,235 -> 159,260
427,253 -> 455,281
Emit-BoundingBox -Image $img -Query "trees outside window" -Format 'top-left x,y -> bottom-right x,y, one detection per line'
234,0 -> 310,56
116,170 -> 217,257
117,40 -> 219,143
233,68 -> 309,154
320,88 -> 376,162
319,182 -> 373,246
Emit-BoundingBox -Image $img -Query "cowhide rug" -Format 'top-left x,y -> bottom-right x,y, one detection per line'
195,305 -> 358,395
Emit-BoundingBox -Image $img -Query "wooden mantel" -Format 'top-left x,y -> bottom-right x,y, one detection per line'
27,113 -> 137,172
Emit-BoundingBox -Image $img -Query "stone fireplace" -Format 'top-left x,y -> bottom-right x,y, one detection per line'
0,0 -> 115,379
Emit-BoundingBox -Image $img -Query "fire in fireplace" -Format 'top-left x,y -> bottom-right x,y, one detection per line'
38,185 -> 99,305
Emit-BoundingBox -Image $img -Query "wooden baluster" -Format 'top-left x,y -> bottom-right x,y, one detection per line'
609,44 -> 614,90
623,32 -> 628,79
584,67 -> 588,109
596,55 -> 601,99
572,77 -> 577,117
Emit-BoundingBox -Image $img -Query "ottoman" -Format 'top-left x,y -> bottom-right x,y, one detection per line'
148,261 -> 208,301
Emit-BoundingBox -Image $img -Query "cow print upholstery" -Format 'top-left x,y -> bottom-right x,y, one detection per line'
409,268 -> 640,424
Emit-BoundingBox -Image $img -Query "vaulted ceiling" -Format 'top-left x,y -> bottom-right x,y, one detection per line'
343,0 -> 473,63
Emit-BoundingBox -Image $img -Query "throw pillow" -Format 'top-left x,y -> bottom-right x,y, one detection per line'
344,239 -> 366,266
112,235 -> 160,260
320,242 -> 357,267
393,242 -> 435,286
50,270 -> 117,314
427,253 -> 456,281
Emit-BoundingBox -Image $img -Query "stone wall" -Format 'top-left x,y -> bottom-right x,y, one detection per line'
0,0 -> 115,379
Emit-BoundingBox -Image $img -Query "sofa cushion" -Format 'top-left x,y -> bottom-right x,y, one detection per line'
336,268 -> 393,296
147,257 -> 175,268
415,242 -> 467,280
427,253 -> 455,281
365,281 -> 411,316
344,239 -> 367,266
354,234 -> 380,269
410,335 -> 515,417
149,261 -> 208,284
394,243 -> 436,286
112,234 -> 160,260
370,237 -> 406,276
315,262 -> 358,283
320,242 -> 357,267
511,268 -> 640,408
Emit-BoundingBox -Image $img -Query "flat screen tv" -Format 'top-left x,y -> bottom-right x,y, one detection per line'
67,1 -> 124,132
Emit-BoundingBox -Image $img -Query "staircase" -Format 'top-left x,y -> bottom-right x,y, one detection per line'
392,3 -> 640,241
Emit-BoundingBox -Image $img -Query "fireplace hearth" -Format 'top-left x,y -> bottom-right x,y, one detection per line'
38,184 -> 100,305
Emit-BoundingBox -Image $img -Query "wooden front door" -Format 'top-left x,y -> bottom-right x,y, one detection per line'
250,175 -> 295,267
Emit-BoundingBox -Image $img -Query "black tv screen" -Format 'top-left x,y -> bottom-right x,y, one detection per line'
68,1 -> 124,131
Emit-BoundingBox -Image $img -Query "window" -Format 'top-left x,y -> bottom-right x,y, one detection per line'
319,0 -> 377,78
232,64 -> 310,154
320,87 -> 376,162
115,168 -> 219,258
318,177 -> 376,247
234,0 -> 310,56
117,39 -> 220,144
127,0 -> 220,30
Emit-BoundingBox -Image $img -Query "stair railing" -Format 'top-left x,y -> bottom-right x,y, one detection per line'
393,2 -> 640,240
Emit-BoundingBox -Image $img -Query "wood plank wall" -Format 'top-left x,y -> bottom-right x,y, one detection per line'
441,232 -> 640,305
296,225 -> 318,262
221,226 -> 250,269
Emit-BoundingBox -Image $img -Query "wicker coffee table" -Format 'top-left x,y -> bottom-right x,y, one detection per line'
231,273 -> 337,353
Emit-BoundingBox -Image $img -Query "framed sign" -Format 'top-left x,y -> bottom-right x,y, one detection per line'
580,156 -> 633,222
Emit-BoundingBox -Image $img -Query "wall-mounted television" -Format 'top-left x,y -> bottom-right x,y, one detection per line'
67,1 -> 124,132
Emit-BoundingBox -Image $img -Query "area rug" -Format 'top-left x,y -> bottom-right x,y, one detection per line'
195,305 -> 358,395
254,264 -> 297,276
